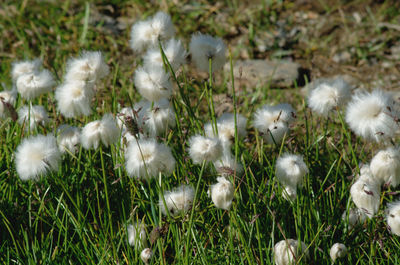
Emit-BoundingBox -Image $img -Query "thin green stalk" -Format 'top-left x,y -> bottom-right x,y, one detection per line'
208,58 -> 218,136
100,146 -> 113,235
229,50 -> 239,162
184,160 -> 206,265
158,39 -> 197,128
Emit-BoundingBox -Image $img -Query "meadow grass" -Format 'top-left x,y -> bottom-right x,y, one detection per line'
1,1 -> 400,264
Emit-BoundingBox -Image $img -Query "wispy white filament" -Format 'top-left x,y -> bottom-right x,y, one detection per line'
254,103 -> 296,144
125,139 -> 175,179
16,69 -> 55,100
57,124 -> 81,154
188,135 -> 223,164
134,66 -> 173,102
64,51 -> 109,84
143,38 -> 186,71
346,90 -> 399,142
130,11 -> 175,52
81,113 -> 119,149
160,185 -> 194,216
55,81 -> 94,118
308,78 -> 351,116
15,134 -> 61,181
370,147 -> 400,187
189,33 -> 226,72
18,105 -> 49,131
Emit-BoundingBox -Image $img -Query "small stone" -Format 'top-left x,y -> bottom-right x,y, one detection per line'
225,59 -> 305,88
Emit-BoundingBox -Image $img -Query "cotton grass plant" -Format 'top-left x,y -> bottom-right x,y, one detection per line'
2,6 -> 400,265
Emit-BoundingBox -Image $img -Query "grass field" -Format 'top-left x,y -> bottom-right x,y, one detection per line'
1,0 -> 400,264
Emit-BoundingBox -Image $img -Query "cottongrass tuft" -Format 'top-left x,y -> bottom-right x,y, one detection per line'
370,147 -> 400,187
160,185 -> 194,216
274,239 -> 309,265
57,124 -> 81,154
11,59 -> 41,82
136,99 -> 176,137
188,135 -> 223,164
143,38 -> 186,71
341,208 -> 367,229
308,78 -> 351,116
210,177 -> 234,210
205,113 -> 247,148
127,222 -> 147,249
253,103 -> 296,144
81,113 -> 119,149
350,169 -> 381,218
213,151 -> 244,177
55,80 -> 94,118
15,134 -> 61,181
387,200 -> 400,236
125,139 -> 175,179
16,69 -> 55,100
18,104 -> 49,131
0,89 -> 17,119
275,153 -> 308,190
130,11 -> 175,52
140,248 -> 153,264
189,33 -> 226,72
134,66 -> 173,102
329,243 -> 347,262
345,89 -> 399,142
65,51 -> 109,83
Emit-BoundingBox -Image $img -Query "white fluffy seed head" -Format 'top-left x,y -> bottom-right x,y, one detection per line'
308,79 -> 351,116
125,139 -> 175,179
134,66 -> 173,102
140,248 -> 153,264
345,90 -> 399,142
188,135 -> 223,164
329,243 -> 347,262
16,69 -> 55,100
130,11 -> 175,52
350,173 -> 381,218
189,33 -> 226,72
341,207 -> 367,229
64,51 -> 109,83
370,147 -> 400,187
275,153 -> 308,189
55,81 -> 94,118
210,177 -> 234,210
213,151 -> 244,177
127,222 -> 147,249
254,103 -> 296,144
11,59 -> 41,82
0,89 -> 17,119
143,38 -> 186,72
81,113 -> 119,149
57,124 -> 81,154
15,134 -> 61,181
274,239 -> 309,265
387,200 -> 400,236
205,113 -> 247,148
136,99 -> 176,137
18,105 -> 49,131
160,185 -> 194,216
